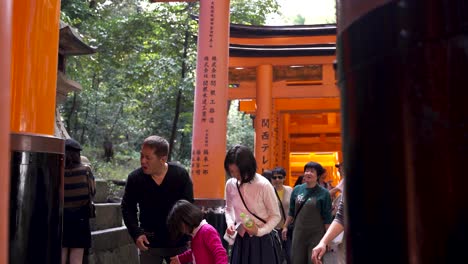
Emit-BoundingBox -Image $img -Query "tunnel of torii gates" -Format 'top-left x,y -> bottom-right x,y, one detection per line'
186,1 -> 341,201
1,0 -> 467,263
192,20 -> 342,198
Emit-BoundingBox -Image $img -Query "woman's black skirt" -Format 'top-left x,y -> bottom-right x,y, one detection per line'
62,210 -> 91,248
231,232 -> 281,264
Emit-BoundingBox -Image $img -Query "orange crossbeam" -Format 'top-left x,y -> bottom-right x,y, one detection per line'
230,35 -> 336,46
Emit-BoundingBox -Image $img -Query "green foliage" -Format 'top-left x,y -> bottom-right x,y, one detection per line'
81,145 -> 140,180
230,0 -> 280,25
292,14 -> 306,25
60,0 -> 278,179
227,100 -> 254,149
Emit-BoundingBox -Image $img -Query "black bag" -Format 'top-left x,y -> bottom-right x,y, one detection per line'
270,229 -> 286,263
236,183 -> 285,263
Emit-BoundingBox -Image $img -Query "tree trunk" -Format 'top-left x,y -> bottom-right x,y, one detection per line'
168,4 -> 192,161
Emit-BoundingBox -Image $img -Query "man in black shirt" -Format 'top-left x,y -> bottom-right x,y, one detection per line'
121,135 -> 194,264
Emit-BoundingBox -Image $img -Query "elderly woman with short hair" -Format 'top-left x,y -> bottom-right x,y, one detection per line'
281,161 -> 332,264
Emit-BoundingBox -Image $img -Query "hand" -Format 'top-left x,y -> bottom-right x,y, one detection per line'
170,256 -> 180,264
226,225 -> 236,236
311,241 -> 326,264
243,222 -> 258,236
281,227 -> 288,241
136,234 -> 150,251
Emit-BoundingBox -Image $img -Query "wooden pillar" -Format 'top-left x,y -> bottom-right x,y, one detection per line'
255,64 -> 273,172
9,1 -> 64,263
279,113 -> 291,185
10,0 -> 60,134
0,1 -> 12,263
191,0 -> 230,199
339,0 -> 468,263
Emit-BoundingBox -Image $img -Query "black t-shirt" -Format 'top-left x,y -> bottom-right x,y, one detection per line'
121,162 -> 194,248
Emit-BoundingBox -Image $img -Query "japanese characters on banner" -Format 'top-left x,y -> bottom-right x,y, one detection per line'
190,0 -> 229,198
272,103 -> 279,167
260,117 -> 270,171
192,55 -> 217,177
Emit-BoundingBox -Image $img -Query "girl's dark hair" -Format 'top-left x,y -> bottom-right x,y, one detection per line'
304,161 -> 326,180
224,145 -> 257,184
65,149 -> 81,169
167,200 -> 204,240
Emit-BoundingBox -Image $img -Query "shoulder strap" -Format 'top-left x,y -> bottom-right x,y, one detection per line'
236,183 -> 267,224
274,189 -> 286,222
294,190 -> 315,219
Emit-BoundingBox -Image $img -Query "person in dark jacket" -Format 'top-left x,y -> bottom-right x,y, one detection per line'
121,135 -> 194,264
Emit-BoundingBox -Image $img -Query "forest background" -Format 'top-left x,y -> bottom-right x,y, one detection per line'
60,0 -> 334,181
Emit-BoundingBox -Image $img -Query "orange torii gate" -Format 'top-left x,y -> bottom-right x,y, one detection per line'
227,24 -> 340,185
152,0 -> 340,197
2,1 -> 466,263
154,0 -> 232,200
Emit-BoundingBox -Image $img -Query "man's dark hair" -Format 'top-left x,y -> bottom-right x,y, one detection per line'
272,166 -> 286,177
262,170 -> 273,182
143,135 -> 169,157
304,161 -> 326,179
224,145 -> 257,184
167,200 -> 203,240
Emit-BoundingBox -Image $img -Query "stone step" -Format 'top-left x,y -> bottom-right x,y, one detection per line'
90,203 -> 122,231
88,226 -> 138,264
94,179 -> 125,203
94,179 -> 110,203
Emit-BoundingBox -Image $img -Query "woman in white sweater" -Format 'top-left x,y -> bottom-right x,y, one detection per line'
224,145 -> 281,264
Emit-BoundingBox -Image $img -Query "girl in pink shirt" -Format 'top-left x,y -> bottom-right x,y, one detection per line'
168,200 -> 228,264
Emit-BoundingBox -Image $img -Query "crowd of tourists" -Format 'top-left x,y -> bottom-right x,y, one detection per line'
63,135 -> 346,264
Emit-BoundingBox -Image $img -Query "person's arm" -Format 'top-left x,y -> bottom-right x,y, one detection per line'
282,187 -> 297,239
174,249 -> 192,264
330,179 -> 344,197
311,220 -> 345,264
281,215 -> 294,240
121,175 -> 144,241
205,226 -> 229,264
329,187 -> 340,197
224,179 -> 236,236
334,197 -> 345,226
180,168 -> 194,203
312,198 -> 345,264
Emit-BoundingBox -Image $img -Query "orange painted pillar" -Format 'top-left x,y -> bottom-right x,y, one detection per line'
255,64 -> 273,172
280,113 -> 291,185
191,0 -> 230,199
0,1 -> 12,263
10,0 -> 60,135
9,1 -> 63,263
